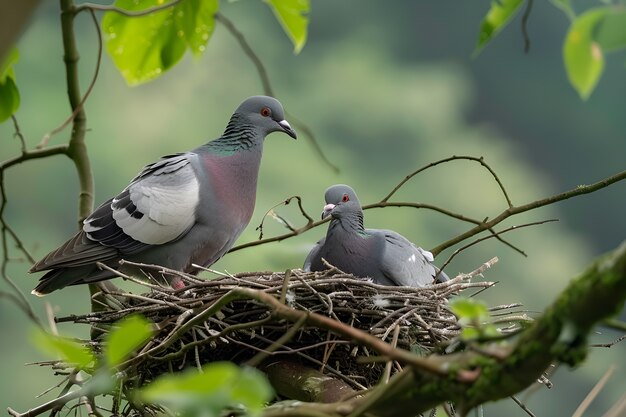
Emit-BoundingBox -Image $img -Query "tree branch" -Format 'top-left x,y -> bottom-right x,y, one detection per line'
431,168 -> 626,256
38,8 -> 102,149
60,0 -> 95,226
381,155 -> 513,208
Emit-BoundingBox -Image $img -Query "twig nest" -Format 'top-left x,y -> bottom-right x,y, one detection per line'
60,266 -> 496,389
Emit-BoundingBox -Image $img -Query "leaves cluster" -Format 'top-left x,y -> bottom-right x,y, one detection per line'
449,298 -> 499,342
476,0 -> 626,99
34,314 -> 272,416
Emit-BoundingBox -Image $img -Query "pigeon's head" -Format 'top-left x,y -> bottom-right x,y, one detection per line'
235,96 -> 297,139
321,184 -> 361,219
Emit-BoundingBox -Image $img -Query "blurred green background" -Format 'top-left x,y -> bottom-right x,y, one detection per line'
1,0 -> 625,415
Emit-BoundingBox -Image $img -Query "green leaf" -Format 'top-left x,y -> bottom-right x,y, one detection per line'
230,367 -> 274,414
105,315 -> 153,367
102,0 -> 218,85
474,0 -> 524,56
174,0 -> 218,56
461,327 -> 480,340
549,0 -> 575,21
139,362 -> 273,416
265,0 -> 310,54
0,48 -> 20,122
33,330 -> 96,369
0,48 -> 19,81
595,9 -> 626,52
449,298 -> 490,323
564,8 -> 607,100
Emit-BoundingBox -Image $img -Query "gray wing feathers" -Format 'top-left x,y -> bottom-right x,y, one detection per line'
378,230 -> 438,287
88,153 -> 200,246
32,153 -> 200,273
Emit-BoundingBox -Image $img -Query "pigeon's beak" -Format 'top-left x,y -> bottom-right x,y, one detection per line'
278,119 -> 297,139
321,203 -> 335,219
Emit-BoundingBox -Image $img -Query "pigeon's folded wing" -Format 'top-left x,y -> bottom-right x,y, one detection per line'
31,154 -> 200,272
379,230 -> 437,287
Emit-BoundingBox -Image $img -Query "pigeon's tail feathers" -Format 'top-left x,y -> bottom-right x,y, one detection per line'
29,232 -> 117,273
32,265 -> 117,295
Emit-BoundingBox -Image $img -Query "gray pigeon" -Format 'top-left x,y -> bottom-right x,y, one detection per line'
30,96 -> 296,295
303,185 -> 449,287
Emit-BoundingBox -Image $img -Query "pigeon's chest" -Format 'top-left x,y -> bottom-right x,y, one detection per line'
199,152 -> 261,228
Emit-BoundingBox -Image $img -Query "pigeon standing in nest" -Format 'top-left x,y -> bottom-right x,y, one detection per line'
30,96 -> 296,295
304,184 -> 448,287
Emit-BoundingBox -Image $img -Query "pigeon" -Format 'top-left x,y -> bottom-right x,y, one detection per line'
303,184 -> 448,287
30,96 -> 297,295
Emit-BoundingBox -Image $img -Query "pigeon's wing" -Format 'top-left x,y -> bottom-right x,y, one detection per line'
303,236 -> 326,271
376,229 -> 438,287
86,153 -> 200,248
31,153 -> 200,272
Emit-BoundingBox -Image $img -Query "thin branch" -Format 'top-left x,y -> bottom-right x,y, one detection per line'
382,325 -> 401,384
74,0 -> 182,16
256,196 -> 315,239
214,13 -> 273,95
521,0 -> 534,54
245,314 -> 308,367
436,219 -> 558,279
572,365 -> 616,417
214,12 -> 339,173
0,171 -> 42,327
11,115 -> 27,152
431,168 -> 626,256
590,334 -> 626,348
7,386 -> 84,417
510,395 -> 537,417
229,216 -> 327,253
361,201 -> 483,225
0,145 -> 69,170
38,8 -> 102,148
381,155 -> 513,208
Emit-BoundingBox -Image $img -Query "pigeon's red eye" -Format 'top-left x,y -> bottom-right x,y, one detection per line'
342,194 -> 349,202
261,107 -> 271,117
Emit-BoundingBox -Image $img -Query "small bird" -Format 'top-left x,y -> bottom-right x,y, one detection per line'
30,96 -> 297,295
303,184 -> 448,287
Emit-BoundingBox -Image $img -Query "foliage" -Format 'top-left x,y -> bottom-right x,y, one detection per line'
101,0 -> 309,85
104,314 -> 154,367
474,0 -> 524,56
476,1 -> 626,99
449,298 -> 499,341
32,314 -> 272,416
34,314 -> 152,371
102,0 -> 219,85
0,48 -> 20,122
264,0 -> 310,54
138,362 -> 273,417
33,330 -> 96,370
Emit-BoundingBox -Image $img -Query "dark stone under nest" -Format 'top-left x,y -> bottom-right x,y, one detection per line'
57,261 -> 512,390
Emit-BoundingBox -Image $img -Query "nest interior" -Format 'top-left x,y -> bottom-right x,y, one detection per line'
59,266 -> 499,390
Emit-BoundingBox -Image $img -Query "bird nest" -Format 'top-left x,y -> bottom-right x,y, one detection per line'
57,258 -> 516,390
